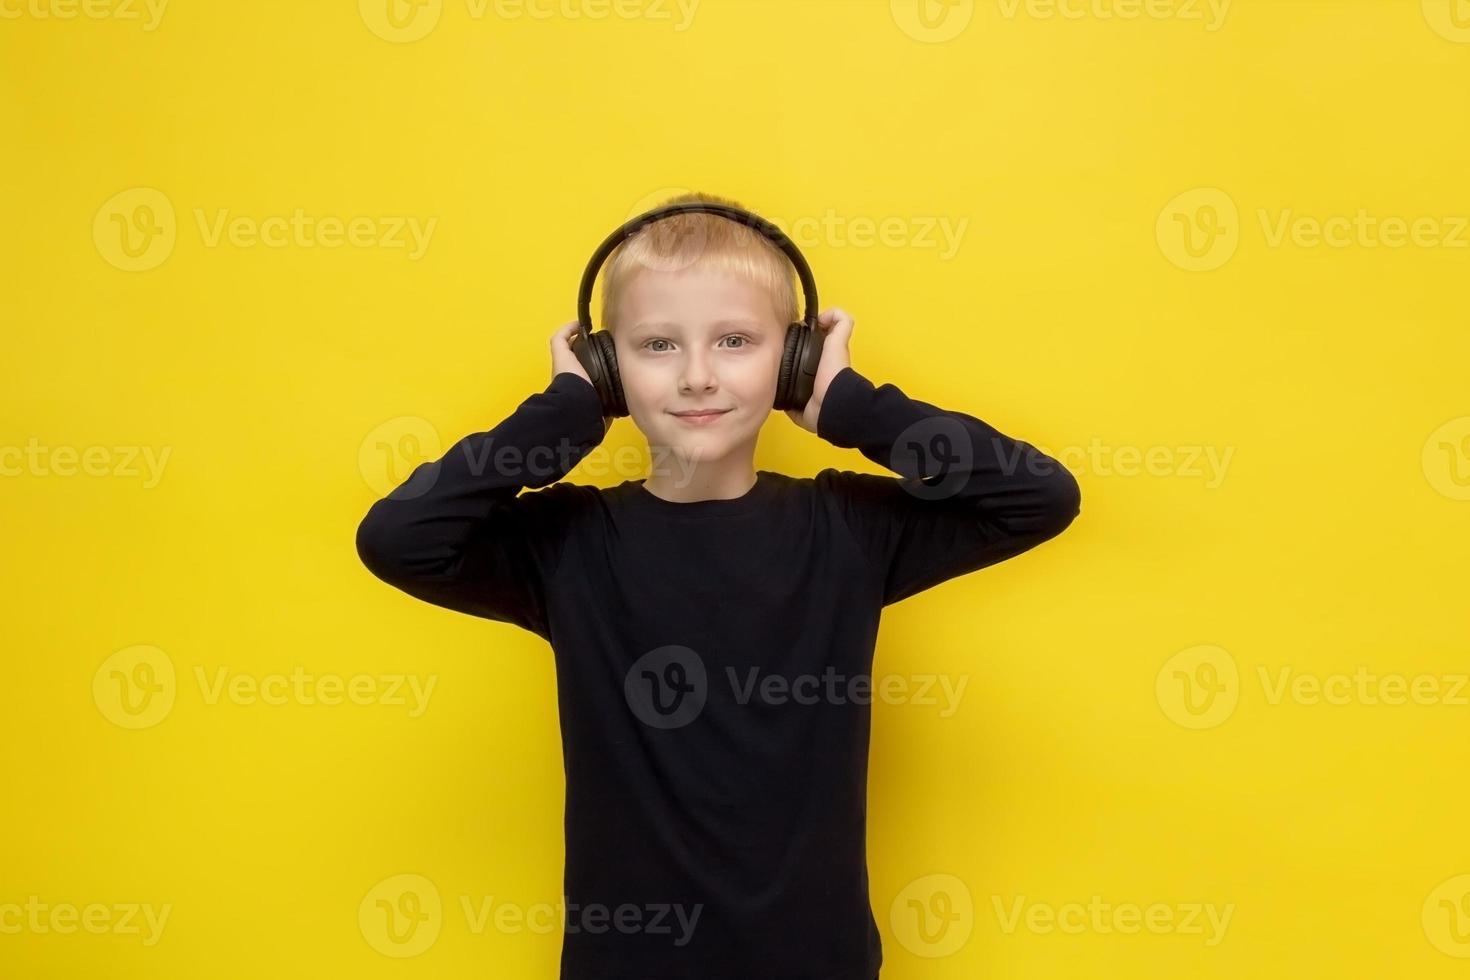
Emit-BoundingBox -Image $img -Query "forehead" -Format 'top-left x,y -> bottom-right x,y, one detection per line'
620,265 -> 779,331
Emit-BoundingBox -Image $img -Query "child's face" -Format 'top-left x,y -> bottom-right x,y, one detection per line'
613,264 -> 787,472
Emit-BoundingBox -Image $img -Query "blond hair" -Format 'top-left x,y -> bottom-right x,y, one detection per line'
599,192 -> 799,334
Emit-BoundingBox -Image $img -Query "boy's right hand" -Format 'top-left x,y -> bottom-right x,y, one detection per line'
551,320 -> 595,387
551,321 -> 612,433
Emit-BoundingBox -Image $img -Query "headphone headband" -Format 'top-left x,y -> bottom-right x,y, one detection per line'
576,202 -> 819,340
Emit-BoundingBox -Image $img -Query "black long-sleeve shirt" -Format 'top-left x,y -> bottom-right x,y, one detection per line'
355,366 -> 1081,980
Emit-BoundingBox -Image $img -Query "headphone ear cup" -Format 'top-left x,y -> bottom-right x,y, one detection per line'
572,328 -> 611,418
776,322 -> 804,411
592,330 -> 628,418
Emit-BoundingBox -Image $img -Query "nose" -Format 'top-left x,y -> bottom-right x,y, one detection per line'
679,348 -> 717,393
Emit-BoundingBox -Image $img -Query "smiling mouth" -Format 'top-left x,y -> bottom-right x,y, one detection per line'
670,409 -> 732,425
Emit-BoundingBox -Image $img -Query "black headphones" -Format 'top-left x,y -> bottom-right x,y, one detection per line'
570,202 -> 824,419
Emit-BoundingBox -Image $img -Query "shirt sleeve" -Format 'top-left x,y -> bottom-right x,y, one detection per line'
354,371 -> 608,639
814,365 -> 1081,607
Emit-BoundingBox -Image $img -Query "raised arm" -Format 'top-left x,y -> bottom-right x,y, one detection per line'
815,365 -> 1081,606
355,324 -> 609,638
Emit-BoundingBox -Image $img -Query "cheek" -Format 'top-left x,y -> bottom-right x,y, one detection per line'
755,351 -> 785,392
618,363 -> 660,402
620,368 -> 677,430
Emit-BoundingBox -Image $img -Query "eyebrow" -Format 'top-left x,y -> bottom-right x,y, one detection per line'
632,319 -> 765,333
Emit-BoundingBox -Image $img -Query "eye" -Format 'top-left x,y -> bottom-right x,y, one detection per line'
643,338 -> 673,353
722,334 -> 751,349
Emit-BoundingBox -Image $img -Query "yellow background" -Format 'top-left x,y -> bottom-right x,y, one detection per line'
3,0 -> 1468,976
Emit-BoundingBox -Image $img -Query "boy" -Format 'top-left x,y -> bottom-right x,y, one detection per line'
355,193 -> 1082,980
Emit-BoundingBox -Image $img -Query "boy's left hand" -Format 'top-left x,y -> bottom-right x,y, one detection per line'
784,307 -> 854,434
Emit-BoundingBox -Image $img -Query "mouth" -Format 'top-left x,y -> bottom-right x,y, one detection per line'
670,408 -> 733,425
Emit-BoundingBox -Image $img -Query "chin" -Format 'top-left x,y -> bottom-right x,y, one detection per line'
665,429 -> 734,460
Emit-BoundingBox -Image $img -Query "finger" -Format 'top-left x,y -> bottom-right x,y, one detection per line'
819,308 -> 851,330
822,314 -> 853,340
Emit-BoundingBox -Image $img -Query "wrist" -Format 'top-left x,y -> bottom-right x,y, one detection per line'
815,366 -> 873,447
